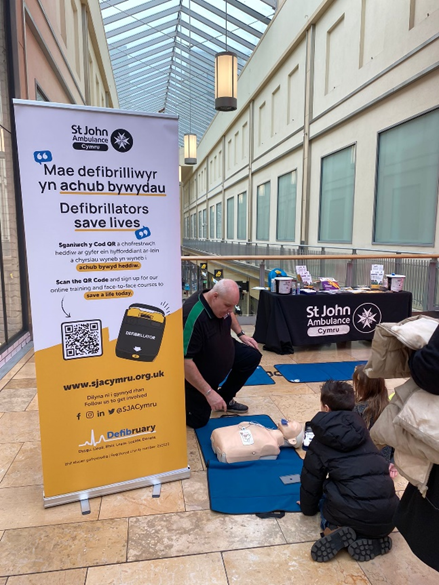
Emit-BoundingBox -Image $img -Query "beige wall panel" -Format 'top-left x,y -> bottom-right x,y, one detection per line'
307,71 -> 439,252
313,0 -> 439,118
25,28 -> 71,102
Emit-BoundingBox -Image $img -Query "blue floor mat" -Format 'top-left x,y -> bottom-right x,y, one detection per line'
195,415 -> 302,514
275,361 -> 367,383
243,366 -> 275,386
220,366 -> 275,387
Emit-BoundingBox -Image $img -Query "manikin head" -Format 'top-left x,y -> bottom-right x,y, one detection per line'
205,279 -> 240,319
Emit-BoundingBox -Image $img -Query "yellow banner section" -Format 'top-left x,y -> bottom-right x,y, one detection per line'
84,289 -> 133,300
35,309 -> 187,498
77,262 -> 141,272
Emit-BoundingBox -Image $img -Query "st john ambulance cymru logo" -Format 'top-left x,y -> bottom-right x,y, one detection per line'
110,129 -> 133,153
352,303 -> 382,334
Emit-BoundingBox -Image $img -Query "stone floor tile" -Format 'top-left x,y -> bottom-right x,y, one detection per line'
270,394 -> 321,424
307,382 -> 324,394
3,379 -> 37,390
128,509 -> 286,561
0,442 -> 43,487
359,532 -> 439,584
0,412 -> 40,443
259,353 -> 295,367
26,394 -> 39,411
348,347 -> 373,360
277,510 -> 321,544
0,578 -> 5,585
223,543 -> 370,584
99,480 -> 185,520
7,568 -> 87,585
13,363 -> 36,379
239,378 -> 313,398
0,388 -> 37,412
86,552 -> 228,585
292,348 -> 355,364
0,443 -> 22,482
0,350 -> 34,391
212,396 -> 285,422
186,427 -> 204,472
0,519 -> 127,576
0,485 -> 100,530
182,470 -> 209,511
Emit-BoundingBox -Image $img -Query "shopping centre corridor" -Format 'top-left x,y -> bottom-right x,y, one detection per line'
0,332 -> 437,584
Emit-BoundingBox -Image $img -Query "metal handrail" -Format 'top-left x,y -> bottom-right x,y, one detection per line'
182,254 -> 439,261
181,253 -> 439,312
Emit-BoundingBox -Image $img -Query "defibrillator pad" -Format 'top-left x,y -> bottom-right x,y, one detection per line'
116,304 -> 166,361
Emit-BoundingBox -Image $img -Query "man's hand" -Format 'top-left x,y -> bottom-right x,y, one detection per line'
240,334 -> 259,350
206,389 -> 227,412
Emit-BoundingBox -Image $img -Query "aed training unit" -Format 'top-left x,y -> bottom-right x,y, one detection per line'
116,303 -> 166,362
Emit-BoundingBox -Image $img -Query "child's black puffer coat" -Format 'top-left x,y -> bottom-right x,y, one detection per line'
300,410 -> 398,538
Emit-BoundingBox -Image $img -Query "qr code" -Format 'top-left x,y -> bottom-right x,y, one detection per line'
61,320 -> 103,360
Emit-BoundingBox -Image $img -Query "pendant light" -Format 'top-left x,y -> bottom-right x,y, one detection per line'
215,1 -> 237,111
184,0 -> 197,165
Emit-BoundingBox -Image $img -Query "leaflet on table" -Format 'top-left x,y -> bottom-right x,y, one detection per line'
371,264 -> 385,287
296,265 -> 312,285
13,100 -> 188,502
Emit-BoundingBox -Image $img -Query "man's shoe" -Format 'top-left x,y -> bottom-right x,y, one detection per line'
311,526 -> 357,563
227,399 -> 248,413
347,536 -> 392,562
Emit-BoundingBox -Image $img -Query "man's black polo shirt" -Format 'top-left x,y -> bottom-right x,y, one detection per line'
183,289 -> 235,390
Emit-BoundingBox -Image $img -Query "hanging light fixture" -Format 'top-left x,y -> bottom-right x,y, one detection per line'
184,0 -> 197,165
215,1 -> 237,111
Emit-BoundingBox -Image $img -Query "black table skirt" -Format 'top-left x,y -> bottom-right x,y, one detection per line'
253,290 -> 412,354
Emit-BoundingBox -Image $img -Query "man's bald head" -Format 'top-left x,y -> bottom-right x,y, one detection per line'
205,279 -> 240,318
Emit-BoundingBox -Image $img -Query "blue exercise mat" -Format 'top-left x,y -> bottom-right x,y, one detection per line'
220,366 -> 274,387
275,360 -> 367,383
195,414 -> 302,515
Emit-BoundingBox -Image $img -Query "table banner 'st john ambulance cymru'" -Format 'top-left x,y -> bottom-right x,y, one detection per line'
13,100 -> 189,507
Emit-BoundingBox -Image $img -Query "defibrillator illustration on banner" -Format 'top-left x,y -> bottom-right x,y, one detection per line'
116,304 -> 166,361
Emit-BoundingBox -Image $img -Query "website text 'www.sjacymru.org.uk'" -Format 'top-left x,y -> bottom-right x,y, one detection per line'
63,371 -> 164,391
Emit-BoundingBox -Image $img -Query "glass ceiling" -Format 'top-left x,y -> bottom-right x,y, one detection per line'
100,0 -> 276,146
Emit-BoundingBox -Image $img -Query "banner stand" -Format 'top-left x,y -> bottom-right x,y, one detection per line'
44,466 -> 190,509
13,100 -> 189,507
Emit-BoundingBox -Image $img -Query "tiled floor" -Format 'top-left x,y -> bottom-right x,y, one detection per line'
0,337 -> 437,584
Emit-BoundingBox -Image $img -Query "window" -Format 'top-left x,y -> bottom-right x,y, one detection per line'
198,211 -> 204,239
374,110 -> 439,245
210,205 -> 215,238
277,171 -> 297,241
256,182 -> 270,240
237,192 -> 247,240
216,202 -> 222,239
202,209 -> 207,239
227,196 -> 234,239
319,145 -> 355,243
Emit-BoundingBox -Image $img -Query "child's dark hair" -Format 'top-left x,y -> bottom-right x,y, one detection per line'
321,380 -> 355,411
353,364 -> 388,427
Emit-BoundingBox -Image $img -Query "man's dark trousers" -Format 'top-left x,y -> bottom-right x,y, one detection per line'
185,340 -> 261,429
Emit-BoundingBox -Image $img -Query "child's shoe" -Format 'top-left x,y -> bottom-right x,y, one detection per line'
311,526 -> 357,562
348,535 -> 392,561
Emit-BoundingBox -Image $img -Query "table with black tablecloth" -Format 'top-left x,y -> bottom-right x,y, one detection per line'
253,290 -> 412,353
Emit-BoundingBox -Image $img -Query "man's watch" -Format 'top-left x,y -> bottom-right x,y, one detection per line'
237,331 -> 245,337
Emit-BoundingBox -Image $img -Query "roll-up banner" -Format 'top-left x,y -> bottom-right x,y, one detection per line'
13,101 -> 189,507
